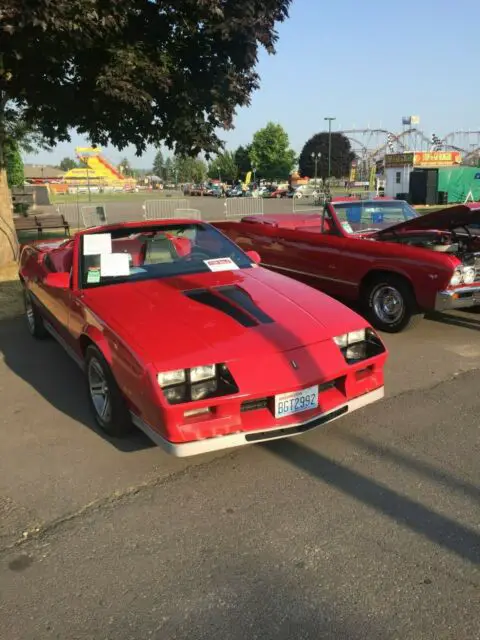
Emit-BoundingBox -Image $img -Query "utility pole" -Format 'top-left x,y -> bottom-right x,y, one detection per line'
311,151 -> 321,186
324,117 -> 336,179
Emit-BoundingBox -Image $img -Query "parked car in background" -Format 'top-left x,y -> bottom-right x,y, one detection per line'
215,200 -> 480,332
19,218 -> 387,455
259,186 -> 277,198
206,185 -> 223,197
270,188 -> 288,199
226,186 -> 244,197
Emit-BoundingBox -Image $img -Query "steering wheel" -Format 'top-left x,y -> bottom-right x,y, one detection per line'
186,249 -> 212,261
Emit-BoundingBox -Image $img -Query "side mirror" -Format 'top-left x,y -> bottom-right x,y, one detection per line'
44,271 -> 70,289
246,250 -> 261,264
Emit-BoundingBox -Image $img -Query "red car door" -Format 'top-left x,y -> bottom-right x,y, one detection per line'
268,227 -> 352,299
31,244 -> 75,343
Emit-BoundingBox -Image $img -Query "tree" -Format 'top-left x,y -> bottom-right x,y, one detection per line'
118,158 -> 133,177
234,145 -> 253,178
208,151 -> 238,182
298,132 -> 356,180
5,142 -> 24,188
58,157 -> 77,172
173,156 -> 207,183
0,0 -> 292,266
164,157 -> 174,182
249,123 -> 296,181
152,150 -> 164,178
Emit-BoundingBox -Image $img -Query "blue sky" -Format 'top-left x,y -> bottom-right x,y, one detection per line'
25,0 -> 480,168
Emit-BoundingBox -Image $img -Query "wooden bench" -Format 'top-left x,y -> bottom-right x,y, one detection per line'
37,215 -> 70,236
14,217 -> 39,233
14,214 -> 70,238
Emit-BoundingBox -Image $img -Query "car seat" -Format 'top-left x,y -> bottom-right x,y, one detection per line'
144,236 -> 175,264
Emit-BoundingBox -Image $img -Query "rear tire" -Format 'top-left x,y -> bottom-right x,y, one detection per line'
363,274 -> 424,333
24,289 -> 48,339
85,345 -> 133,437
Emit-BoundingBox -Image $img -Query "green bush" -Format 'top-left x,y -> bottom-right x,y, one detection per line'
13,202 -> 30,216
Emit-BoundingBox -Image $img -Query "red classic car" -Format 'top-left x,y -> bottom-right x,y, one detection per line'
19,219 -> 387,456
214,200 -> 480,332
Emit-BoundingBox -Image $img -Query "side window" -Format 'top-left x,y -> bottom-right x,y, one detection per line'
395,172 -> 401,184
44,254 -> 56,272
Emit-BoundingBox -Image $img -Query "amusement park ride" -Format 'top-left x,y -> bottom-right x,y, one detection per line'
62,147 -> 136,190
340,128 -> 480,169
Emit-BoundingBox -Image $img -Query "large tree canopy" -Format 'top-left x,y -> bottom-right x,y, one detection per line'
249,122 -> 296,181
0,0 -> 291,265
208,151 -> 238,183
298,132 -> 356,180
234,145 -> 253,178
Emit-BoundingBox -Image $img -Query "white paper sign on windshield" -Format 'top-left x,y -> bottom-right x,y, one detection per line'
204,257 -> 239,272
100,253 -> 130,277
83,233 -> 112,256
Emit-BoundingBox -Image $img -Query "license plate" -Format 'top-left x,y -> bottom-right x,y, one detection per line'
274,385 -> 319,419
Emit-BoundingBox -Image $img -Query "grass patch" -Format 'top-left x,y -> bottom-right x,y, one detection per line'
17,229 -> 79,244
50,191 -> 184,204
0,262 -> 23,321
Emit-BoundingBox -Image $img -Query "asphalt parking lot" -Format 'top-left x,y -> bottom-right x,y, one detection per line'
56,192 -> 300,226
1,301 -> 479,639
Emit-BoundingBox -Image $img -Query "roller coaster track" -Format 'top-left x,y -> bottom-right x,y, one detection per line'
339,128 -> 480,163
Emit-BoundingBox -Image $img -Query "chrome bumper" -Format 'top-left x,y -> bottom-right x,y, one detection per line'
435,286 -> 480,311
131,387 -> 385,457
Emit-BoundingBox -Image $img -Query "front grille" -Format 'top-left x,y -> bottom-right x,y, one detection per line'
475,255 -> 480,282
241,398 -> 269,412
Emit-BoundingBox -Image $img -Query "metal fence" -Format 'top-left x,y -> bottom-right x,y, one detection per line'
292,194 -> 325,213
143,199 -> 190,220
81,204 -> 108,228
224,197 -> 264,218
171,208 -> 202,220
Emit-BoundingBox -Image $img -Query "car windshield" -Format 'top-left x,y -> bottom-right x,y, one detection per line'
80,222 -> 253,288
332,200 -> 418,234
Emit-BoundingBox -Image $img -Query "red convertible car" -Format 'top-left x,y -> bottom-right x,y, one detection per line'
215,200 -> 480,332
19,219 -> 387,456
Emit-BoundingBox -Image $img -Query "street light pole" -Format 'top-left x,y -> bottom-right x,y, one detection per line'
324,117 -> 336,179
311,151 -> 321,186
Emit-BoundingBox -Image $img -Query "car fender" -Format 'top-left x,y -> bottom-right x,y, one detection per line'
361,261 -> 442,309
82,325 -> 114,364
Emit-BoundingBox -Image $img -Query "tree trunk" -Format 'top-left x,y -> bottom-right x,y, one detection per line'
0,166 -> 18,267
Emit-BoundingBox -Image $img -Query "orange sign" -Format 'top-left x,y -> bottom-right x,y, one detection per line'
413,151 -> 461,167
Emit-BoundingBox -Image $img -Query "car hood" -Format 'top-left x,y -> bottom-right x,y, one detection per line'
82,268 -> 364,369
377,204 -> 480,236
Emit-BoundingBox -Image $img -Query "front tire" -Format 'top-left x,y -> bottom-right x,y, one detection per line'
85,345 -> 133,437
24,289 -> 48,339
363,275 -> 424,333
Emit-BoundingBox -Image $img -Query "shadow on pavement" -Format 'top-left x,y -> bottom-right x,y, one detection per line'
0,317 -> 154,453
426,310 -> 480,332
335,429 -> 480,504
264,439 -> 480,565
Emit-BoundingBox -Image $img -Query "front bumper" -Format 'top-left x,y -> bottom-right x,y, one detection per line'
435,286 -> 480,312
131,386 -> 384,457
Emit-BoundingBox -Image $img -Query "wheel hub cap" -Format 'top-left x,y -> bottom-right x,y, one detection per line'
88,359 -> 112,422
373,285 -> 404,324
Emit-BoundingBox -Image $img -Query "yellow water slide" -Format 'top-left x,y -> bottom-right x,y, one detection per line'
75,147 -> 125,181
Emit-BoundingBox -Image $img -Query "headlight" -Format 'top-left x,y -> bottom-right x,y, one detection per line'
191,379 -> 217,401
334,327 -> 386,364
190,364 -> 216,383
156,363 -> 239,405
163,385 -> 187,403
450,267 -> 464,286
463,266 -> 475,284
333,329 -> 366,348
157,369 -> 186,387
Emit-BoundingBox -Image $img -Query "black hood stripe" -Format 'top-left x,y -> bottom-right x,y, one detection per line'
185,289 -> 258,327
184,286 -> 274,327
218,286 -> 274,324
